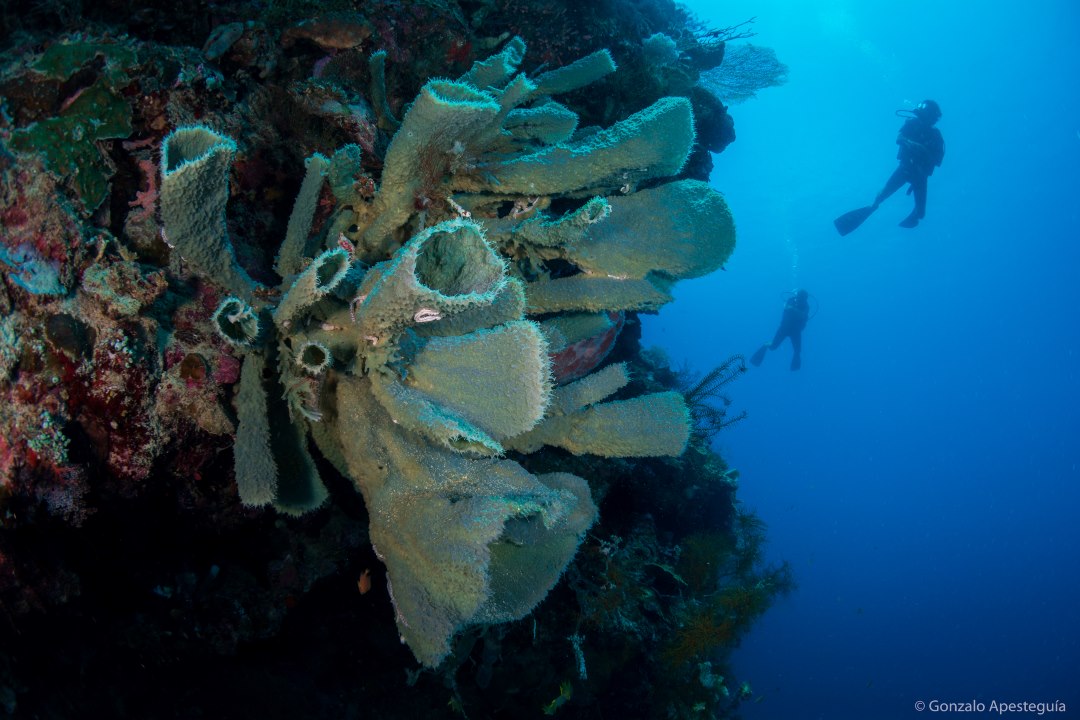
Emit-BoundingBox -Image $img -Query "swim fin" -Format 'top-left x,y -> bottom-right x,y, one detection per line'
898,211 -> 919,228
833,206 -> 876,236
750,344 -> 768,367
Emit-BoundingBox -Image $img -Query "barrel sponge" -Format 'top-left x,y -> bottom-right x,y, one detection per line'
479,96 -> 695,197
160,125 -> 256,299
565,180 -> 736,280
507,390 -> 690,458
334,374 -> 596,668
354,218 -> 507,343
363,81 -> 502,248
525,274 -> 673,314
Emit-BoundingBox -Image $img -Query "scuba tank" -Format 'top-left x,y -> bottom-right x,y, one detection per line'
781,290 -> 819,322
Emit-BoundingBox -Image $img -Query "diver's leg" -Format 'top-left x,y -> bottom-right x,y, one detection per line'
874,167 -> 907,208
790,332 -> 802,371
900,175 -> 927,228
752,328 -> 785,366
912,175 -> 927,218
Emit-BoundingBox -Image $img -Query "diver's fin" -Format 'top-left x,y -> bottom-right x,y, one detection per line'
790,354 -> 801,371
898,211 -> 919,228
833,206 -> 876,236
750,344 -> 768,367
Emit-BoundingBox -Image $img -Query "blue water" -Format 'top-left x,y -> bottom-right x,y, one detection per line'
642,2 -> 1080,717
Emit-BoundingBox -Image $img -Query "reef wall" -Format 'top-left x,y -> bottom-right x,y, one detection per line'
0,2 -> 788,717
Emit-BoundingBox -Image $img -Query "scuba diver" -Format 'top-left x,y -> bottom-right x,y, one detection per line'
751,289 -> 811,371
834,100 -> 945,235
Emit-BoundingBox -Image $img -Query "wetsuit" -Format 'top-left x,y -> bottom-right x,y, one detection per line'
770,295 -> 810,370
874,118 -> 945,223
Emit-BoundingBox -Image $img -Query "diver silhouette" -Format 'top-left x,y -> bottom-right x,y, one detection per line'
751,289 -> 811,371
834,100 -> 945,235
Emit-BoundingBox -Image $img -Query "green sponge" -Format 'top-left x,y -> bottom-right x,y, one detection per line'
354,219 -> 507,345
234,354 -> 277,506
477,96 -> 696,197
161,126 -> 257,300
362,82 -> 503,252
530,49 -> 617,97
458,36 -> 527,90
565,180 -> 736,280
275,153 -> 330,279
273,247 -> 352,331
334,374 -> 596,668
388,319 -> 552,451
525,274 -> 673,314
506,365 -> 691,458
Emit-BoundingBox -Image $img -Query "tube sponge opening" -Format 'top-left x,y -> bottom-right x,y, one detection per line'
313,247 -> 351,292
295,340 -> 332,375
414,221 -> 504,297
212,297 -> 262,347
354,219 -> 508,341
161,125 -> 237,173
274,247 -> 353,330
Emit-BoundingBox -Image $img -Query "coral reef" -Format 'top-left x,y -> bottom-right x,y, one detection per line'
158,33 -> 730,667
699,43 -> 790,105
0,1 -> 789,717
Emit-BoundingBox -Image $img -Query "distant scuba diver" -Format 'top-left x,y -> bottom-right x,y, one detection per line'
834,100 -> 945,235
751,289 -> 812,371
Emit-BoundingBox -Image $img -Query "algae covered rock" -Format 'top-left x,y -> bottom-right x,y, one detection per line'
7,40 -> 136,211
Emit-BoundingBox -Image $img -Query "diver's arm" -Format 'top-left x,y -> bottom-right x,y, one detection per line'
795,306 -> 809,325
932,131 -> 945,167
781,303 -> 809,331
897,121 -> 930,164
899,136 -> 935,170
